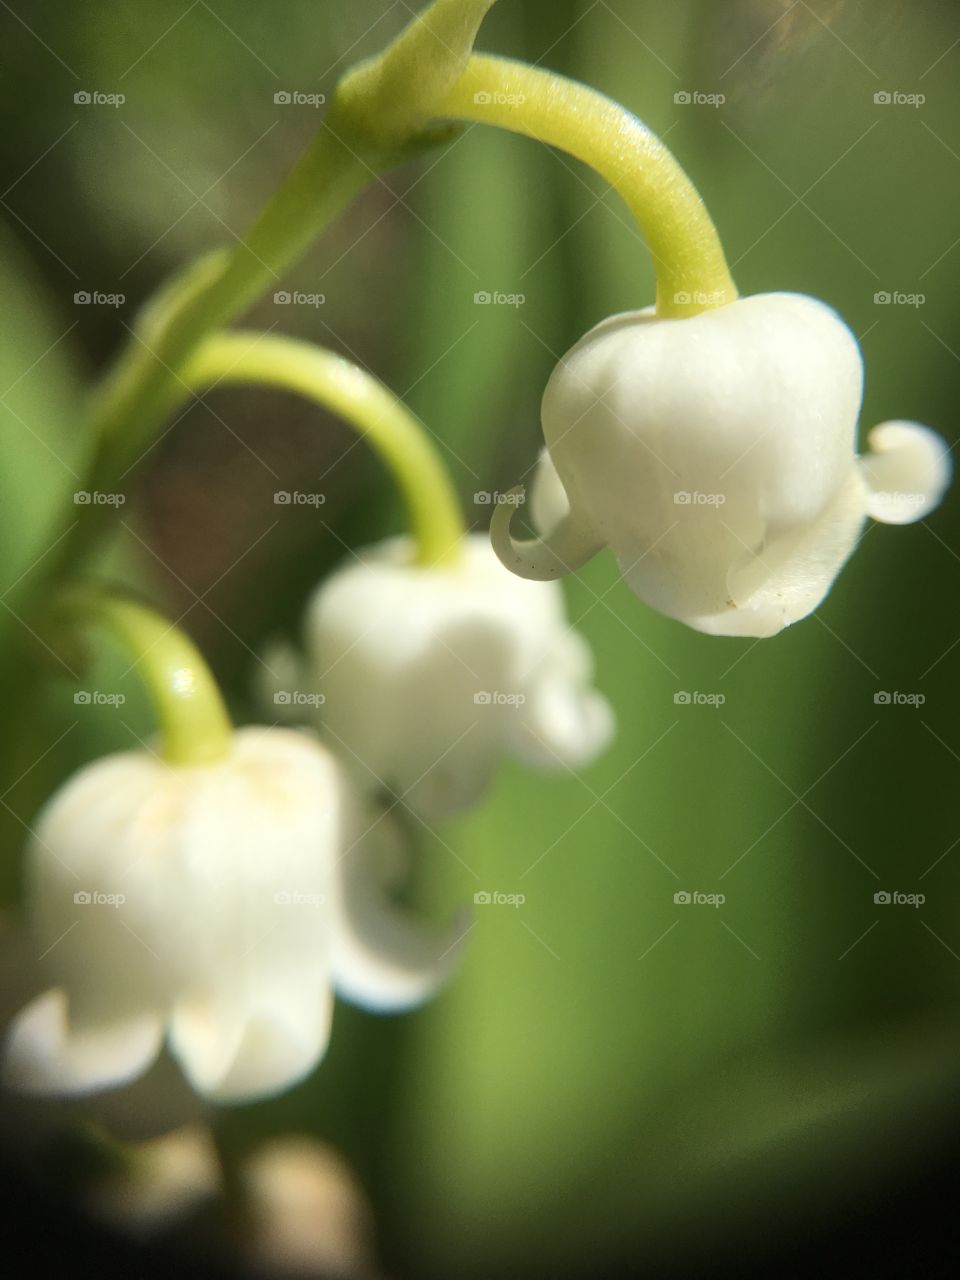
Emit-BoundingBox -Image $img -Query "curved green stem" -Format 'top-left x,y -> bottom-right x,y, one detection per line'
81,0 -> 502,482
38,1 -> 734,590
436,56 -> 737,317
52,589 -> 233,767
44,2 -> 500,586
336,0 -> 500,145
183,333 -> 465,567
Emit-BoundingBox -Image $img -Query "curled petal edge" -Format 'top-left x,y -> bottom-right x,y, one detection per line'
332,815 -> 469,1014
489,486 -> 605,581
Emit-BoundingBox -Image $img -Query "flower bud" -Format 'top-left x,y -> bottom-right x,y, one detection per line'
496,293 -> 950,636
266,534 -> 613,818
4,729 -> 464,1103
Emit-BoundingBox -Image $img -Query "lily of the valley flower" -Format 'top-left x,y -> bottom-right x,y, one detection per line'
493,293 -> 951,637
3,728 -> 464,1104
263,534 -> 613,819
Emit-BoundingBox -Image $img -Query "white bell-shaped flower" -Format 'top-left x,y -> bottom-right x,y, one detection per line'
493,293 -> 950,637
3,728 -> 464,1104
262,534 -> 613,818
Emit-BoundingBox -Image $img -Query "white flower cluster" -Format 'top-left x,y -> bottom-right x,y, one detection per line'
4,539 -> 612,1104
5,288 -> 949,1106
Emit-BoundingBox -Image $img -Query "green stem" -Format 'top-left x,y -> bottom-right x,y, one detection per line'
41,133 -> 382,586
52,589 -> 233,766
49,1 -> 503,583
39,2 -> 733,588
183,333 -> 466,567
336,0 -> 500,145
86,134 -> 379,499
436,56 -> 737,317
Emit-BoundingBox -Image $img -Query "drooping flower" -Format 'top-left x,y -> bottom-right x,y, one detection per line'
261,534 -> 613,819
3,728 -> 464,1104
492,293 -> 951,637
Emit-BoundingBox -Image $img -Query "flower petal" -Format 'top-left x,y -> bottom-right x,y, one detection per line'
508,633 -> 615,767
303,535 -> 611,816
489,490 -> 605,582
169,984 -> 334,1104
529,447 -> 571,537
331,813 -> 468,1013
686,468 -> 869,636
542,293 -> 865,622
3,988 -> 163,1096
859,421 -> 952,525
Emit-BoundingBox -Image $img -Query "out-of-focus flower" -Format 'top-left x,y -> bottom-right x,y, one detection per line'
3,728 -> 464,1104
85,1123 -> 221,1235
262,533 -> 614,818
238,1137 -> 380,1278
493,293 -> 951,637
0,912 -> 205,1147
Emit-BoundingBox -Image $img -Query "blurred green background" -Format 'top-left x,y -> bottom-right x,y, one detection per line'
2,1 -> 960,1275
